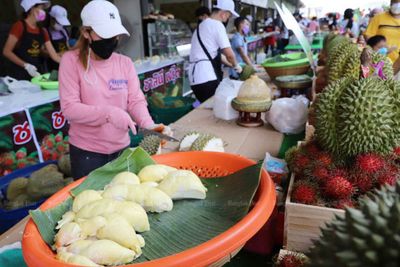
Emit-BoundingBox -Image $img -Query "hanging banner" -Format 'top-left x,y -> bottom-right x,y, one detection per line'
275,2 -> 316,74
29,101 -> 69,162
138,63 -> 184,97
0,110 -> 39,176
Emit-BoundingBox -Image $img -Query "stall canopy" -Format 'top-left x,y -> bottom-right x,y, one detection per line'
241,0 -> 269,8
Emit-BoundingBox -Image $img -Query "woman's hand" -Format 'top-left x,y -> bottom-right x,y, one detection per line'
106,106 -> 137,134
147,124 -> 173,137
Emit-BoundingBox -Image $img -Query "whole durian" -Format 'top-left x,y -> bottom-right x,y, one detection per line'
307,180 -> 400,267
327,43 -> 360,84
315,77 -> 400,160
139,135 -> 161,155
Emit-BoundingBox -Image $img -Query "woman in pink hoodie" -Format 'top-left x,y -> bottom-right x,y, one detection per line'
59,0 -> 172,179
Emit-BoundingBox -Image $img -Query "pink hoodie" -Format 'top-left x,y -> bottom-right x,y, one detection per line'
59,50 -> 154,154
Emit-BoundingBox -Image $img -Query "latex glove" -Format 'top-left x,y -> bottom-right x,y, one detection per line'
234,64 -> 243,74
148,124 -> 173,137
23,63 -> 40,77
106,107 -> 136,134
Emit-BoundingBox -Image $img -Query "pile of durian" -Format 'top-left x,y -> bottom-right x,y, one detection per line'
54,164 -> 207,266
324,34 -> 393,84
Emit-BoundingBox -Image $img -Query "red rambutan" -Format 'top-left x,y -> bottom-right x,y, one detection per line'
317,152 -> 333,167
325,176 -> 353,199
278,253 -> 307,267
332,198 -> 355,210
292,182 -> 318,205
356,153 -> 385,174
352,174 -> 374,194
377,171 -> 398,187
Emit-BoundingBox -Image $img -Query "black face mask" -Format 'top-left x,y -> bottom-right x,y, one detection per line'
223,21 -> 228,27
89,37 -> 118,59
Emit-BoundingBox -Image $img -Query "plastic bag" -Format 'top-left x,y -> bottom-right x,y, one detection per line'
265,95 -> 309,134
213,78 -> 243,120
2,76 -> 40,94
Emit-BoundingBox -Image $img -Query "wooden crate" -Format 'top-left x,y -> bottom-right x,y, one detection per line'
284,173 -> 345,252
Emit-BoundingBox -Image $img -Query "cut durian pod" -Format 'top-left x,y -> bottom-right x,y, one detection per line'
179,132 -> 201,151
190,134 -> 224,152
139,135 -> 161,155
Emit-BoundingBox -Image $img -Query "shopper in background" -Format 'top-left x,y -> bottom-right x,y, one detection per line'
59,0 -> 172,179
365,0 -> 400,62
307,17 -> 320,34
189,0 -> 241,103
264,18 -> 279,56
230,17 -> 252,79
339,8 -> 359,38
195,6 -> 210,24
367,35 -> 397,56
2,0 -> 61,80
47,5 -> 71,71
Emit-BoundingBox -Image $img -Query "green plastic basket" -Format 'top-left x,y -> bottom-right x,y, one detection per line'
149,96 -> 195,125
262,52 -> 317,68
31,73 -> 58,90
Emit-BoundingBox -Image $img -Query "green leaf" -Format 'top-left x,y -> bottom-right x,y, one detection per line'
0,137 -> 13,150
0,115 -> 14,128
29,148 -> 262,263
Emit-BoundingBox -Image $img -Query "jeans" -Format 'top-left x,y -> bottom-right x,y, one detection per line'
70,144 -> 126,180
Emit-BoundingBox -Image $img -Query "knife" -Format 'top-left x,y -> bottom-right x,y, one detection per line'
137,127 -> 180,142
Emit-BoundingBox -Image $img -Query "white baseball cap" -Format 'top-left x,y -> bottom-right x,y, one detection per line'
213,0 -> 239,17
21,0 -> 50,12
81,0 -> 129,39
49,5 -> 70,26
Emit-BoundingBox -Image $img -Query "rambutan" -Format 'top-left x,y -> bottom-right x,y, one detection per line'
377,171 -> 398,187
277,252 -> 307,267
316,152 -> 333,167
302,141 -> 321,155
292,181 -> 318,205
332,198 -> 355,209
356,153 -> 385,174
307,164 -> 330,184
351,174 -> 374,194
291,153 -> 312,175
324,176 -> 353,199
393,147 -> 400,156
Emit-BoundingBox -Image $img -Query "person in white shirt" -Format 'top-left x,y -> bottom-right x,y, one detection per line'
189,0 -> 242,103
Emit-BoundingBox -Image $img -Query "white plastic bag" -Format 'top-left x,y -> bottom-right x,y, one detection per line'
265,95 -> 309,134
213,78 -> 243,120
2,76 -> 41,93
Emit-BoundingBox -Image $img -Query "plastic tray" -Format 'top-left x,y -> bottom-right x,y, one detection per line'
22,152 -> 276,267
0,161 -> 56,233
31,74 -> 58,90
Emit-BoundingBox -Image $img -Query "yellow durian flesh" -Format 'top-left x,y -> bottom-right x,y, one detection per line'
76,198 -> 150,232
79,239 -> 136,266
158,170 -> 207,200
102,184 -> 173,213
55,222 -> 85,248
97,213 -> 144,255
56,211 -> 75,230
56,250 -> 99,266
76,216 -> 107,237
66,240 -> 95,255
237,75 -> 271,102
72,190 -> 103,213
138,164 -> 176,183
109,171 -> 140,186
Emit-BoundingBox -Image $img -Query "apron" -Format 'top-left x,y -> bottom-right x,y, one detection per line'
191,24 -> 223,84
47,30 -> 68,71
8,21 -> 46,80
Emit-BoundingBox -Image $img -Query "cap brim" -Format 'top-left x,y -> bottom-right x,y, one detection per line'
92,22 -> 130,39
56,16 -> 71,26
38,1 -> 51,9
213,5 -> 239,17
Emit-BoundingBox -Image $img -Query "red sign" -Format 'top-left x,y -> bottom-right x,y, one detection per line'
12,121 -> 32,145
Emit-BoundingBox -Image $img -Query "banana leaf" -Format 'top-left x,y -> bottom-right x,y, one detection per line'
30,147 -> 262,263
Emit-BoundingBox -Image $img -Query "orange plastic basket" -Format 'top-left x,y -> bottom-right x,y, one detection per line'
22,152 -> 276,267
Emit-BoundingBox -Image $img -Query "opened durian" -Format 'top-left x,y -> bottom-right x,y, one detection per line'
190,134 -> 224,152
158,170 -> 207,200
102,184 -> 173,213
179,132 -> 201,151
232,75 -> 272,112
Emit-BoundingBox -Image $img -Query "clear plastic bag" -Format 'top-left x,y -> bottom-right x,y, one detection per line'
213,78 -> 243,120
2,76 -> 41,94
265,95 -> 309,134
